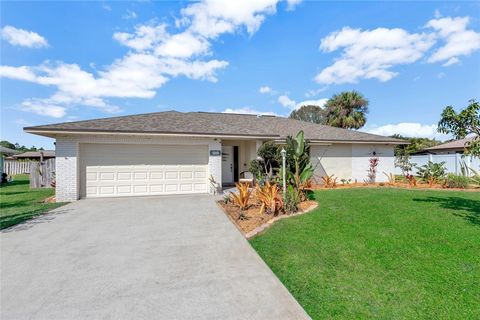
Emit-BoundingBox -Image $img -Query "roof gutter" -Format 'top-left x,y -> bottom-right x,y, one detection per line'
24,128 -> 279,140
24,129 -> 408,144
272,139 -> 407,145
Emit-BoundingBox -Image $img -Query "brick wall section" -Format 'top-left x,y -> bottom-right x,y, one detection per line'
54,134 -> 222,201
208,140 -> 222,193
55,138 -> 79,202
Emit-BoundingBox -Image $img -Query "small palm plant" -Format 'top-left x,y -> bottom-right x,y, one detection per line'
255,182 -> 283,215
229,182 -> 252,220
322,174 -> 337,188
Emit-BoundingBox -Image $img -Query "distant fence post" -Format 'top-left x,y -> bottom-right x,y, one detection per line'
455,153 -> 460,175
29,158 -> 55,188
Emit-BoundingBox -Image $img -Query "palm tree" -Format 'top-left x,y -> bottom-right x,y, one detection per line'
324,91 -> 369,129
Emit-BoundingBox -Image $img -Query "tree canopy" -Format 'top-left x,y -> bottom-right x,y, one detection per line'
437,99 -> 480,157
289,105 -> 326,124
324,91 -> 368,129
390,135 -> 442,156
0,140 -> 43,152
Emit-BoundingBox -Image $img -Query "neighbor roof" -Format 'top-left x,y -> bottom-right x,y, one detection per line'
14,150 -> 55,158
0,146 -> 20,155
424,136 -> 475,151
25,111 -> 405,144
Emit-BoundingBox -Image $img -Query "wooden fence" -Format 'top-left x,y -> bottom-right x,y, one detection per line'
30,159 -> 55,188
3,160 -> 31,175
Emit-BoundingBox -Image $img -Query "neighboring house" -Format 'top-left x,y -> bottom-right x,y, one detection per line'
12,150 -> 55,161
0,146 -> 20,157
24,111 -> 406,201
415,137 -> 475,155
1,146 -> 21,177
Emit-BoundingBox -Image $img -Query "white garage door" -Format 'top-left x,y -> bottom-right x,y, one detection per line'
80,143 -> 209,198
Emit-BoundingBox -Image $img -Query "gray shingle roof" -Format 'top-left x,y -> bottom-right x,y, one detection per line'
14,150 -> 55,158
0,146 -> 20,155
25,111 -> 405,143
424,136 -> 475,151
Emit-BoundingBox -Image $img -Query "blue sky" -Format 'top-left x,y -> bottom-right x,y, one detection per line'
1,0 -> 479,149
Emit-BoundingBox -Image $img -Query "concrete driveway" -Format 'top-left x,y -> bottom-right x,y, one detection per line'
1,195 -> 309,320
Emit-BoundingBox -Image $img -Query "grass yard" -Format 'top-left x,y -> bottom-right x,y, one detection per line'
250,188 -> 480,319
0,175 -> 65,229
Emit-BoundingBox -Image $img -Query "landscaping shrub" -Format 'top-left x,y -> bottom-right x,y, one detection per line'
249,141 -> 281,182
284,185 -> 301,213
255,182 -> 283,215
366,157 -> 379,184
322,174 -> 337,188
416,161 -> 446,185
443,173 -> 470,189
229,182 -> 252,219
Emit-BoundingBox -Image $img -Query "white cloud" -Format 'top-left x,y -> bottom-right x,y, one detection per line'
113,23 -> 168,51
180,0 -> 279,38
366,123 -> 450,139
286,0 -> 302,11
434,9 -> 442,19
223,106 -> 279,116
123,9 -> 137,20
304,86 -> 328,97
0,65 -> 37,81
437,72 -> 445,79
102,3 -> 112,11
426,16 -> 480,65
154,32 -> 211,58
316,26 -> 435,84
278,94 -> 327,110
20,100 -> 66,118
259,85 -> 272,94
278,95 -> 296,109
1,25 -> 48,48
316,15 -> 480,85
2,1 -> 303,118
296,98 -> 328,109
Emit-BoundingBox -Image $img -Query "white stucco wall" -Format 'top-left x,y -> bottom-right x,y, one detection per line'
310,144 -> 352,183
351,144 -> 395,183
310,143 -> 395,184
55,134 -> 222,201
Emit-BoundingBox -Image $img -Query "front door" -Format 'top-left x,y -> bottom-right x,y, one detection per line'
222,146 -> 234,185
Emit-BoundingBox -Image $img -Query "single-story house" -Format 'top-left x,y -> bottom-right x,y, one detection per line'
1,146 -> 21,177
11,150 -> 55,160
24,111 -> 406,201
415,136 -> 475,155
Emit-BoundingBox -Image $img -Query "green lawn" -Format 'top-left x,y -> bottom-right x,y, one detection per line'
250,188 -> 480,319
0,175 -> 66,229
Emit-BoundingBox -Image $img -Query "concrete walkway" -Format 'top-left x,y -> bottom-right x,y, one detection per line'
1,195 -> 310,320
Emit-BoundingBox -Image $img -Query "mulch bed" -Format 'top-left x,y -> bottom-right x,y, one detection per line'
218,199 -> 317,235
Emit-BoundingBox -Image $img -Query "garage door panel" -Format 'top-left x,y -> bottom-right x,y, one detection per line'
134,172 -> 148,180
165,171 -> 178,180
99,186 -> 115,195
150,184 -> 164,193
100,172 -> 115,181
117,172 -> 131,180
150,172 -> 164,180
81,143 -> 208,198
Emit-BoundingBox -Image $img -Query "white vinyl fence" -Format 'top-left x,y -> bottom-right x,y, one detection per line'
3,160 -> 32,175
394,154 -> 480,176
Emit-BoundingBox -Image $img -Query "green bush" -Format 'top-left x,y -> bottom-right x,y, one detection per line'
443,173 -> 470,189
284,185 -> 301,213
416,161 -> 446,181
